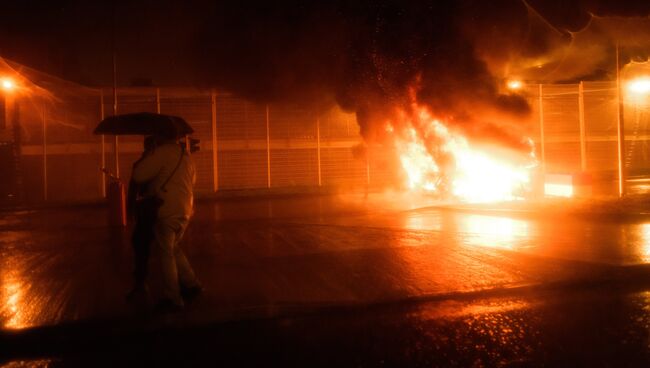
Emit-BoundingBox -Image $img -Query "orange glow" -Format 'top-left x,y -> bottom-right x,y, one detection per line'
638,223 -> 650,263
1,233 -> 32,330
395,127 -> 439,191
2,269 -> 27,329
460,214 -> 529,249
628,77 -> 650,95
4,282 -> 24,329
2,78 -> 14,91
507,79 -> 523,90
544,183 -> 573,197
543,174 -> 574,198
390,109 -> 535,203
414,298 -> 530,320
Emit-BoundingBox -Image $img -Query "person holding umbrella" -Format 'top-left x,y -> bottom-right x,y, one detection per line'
95,113 -> 201,312
131,133 -> 202,311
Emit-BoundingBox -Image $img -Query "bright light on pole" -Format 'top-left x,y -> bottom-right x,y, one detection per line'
507,79 -> 523,91
2,78 -> 14,91
627,77 -> 650,95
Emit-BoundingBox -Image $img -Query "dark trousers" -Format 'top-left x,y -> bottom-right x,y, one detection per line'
132,213 -> 155,285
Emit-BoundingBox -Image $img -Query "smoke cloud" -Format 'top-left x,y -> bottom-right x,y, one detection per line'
192,0 -> 650,150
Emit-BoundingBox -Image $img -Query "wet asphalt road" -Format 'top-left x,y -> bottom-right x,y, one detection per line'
2,193 -> 650,366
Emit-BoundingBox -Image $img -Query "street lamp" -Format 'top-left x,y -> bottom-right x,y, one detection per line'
506,79 -> 523,91
1,77 -> 18,131
1,76 -> 20,203
628,77 -> 650,95
2,78 -> 14,91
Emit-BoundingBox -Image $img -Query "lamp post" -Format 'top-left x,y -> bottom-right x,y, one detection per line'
1,77 -> 22,203
105,0 -> 126,227
616,47 -> 626,197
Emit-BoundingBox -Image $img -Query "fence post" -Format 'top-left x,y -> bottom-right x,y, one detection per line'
42,103 -> 47,201
100,89 -> 106,197
578,81 -> 587,171
538,84 -> 546,175
211,89 -> 218,192
316,118 -> 322,186
113,88 -> 119,178
616,44 -> 626,197
266,104 -> 271,188
156,88 -> 161,114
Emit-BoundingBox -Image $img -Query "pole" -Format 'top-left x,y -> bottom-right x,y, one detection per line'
316,118 -> 322,186
111,2 -> 119,178
616,43 -> 626,197
634,103 -> 640,165
266,104 -> 271,188
578,81 -> 587,171
112,58 -> 119,178
106,1 -> 126,227
538,84 -> 546,174
42,103 -> 47,201
211,89 -> 218,192
11,99 -> 24,202
100,89 -> 106,197
156,88 -> 161,114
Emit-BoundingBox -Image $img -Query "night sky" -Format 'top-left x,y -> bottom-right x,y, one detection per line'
1,1 -> 648,85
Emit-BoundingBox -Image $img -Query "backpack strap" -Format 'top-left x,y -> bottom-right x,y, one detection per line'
160,146 -> 185,193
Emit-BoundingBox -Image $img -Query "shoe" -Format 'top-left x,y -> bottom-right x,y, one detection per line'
180,285 -> 203,300
154,298 -> 184,313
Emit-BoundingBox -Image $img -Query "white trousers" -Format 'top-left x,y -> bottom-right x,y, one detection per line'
154,217 -> 199,305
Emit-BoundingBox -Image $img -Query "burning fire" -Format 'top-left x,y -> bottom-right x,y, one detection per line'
388,109 -> 536,203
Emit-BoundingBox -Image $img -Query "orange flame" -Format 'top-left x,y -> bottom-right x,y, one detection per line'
389,108 -> 536,203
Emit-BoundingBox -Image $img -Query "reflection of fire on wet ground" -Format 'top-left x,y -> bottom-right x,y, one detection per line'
2,269 -> 26,329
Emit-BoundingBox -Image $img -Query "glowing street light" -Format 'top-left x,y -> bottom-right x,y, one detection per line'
506,79 -> 523,91
2,78 -> 14,91
627,77 -> 650,95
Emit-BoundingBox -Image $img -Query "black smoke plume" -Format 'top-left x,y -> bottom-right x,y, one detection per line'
192,0 -> 650,149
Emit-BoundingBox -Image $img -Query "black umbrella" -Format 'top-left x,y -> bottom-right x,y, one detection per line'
94,112 -> 194,138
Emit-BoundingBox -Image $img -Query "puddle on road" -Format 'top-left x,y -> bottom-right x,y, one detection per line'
457,215 -> 530,250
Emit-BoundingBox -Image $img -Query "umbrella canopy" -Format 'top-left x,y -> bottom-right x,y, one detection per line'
94,112 -> 194,138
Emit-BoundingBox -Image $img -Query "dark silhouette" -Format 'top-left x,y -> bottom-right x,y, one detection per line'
131,136 -> 202,312
126,136 -> 157,299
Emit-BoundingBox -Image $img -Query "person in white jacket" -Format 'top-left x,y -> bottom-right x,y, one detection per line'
132,137 -> 201,311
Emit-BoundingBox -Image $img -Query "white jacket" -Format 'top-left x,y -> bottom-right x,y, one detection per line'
132,143 -> 195,220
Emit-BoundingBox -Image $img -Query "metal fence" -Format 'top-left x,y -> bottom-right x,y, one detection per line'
13,87 -> 374,204
5,81 -> 650,204
529,81 -> 650,177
